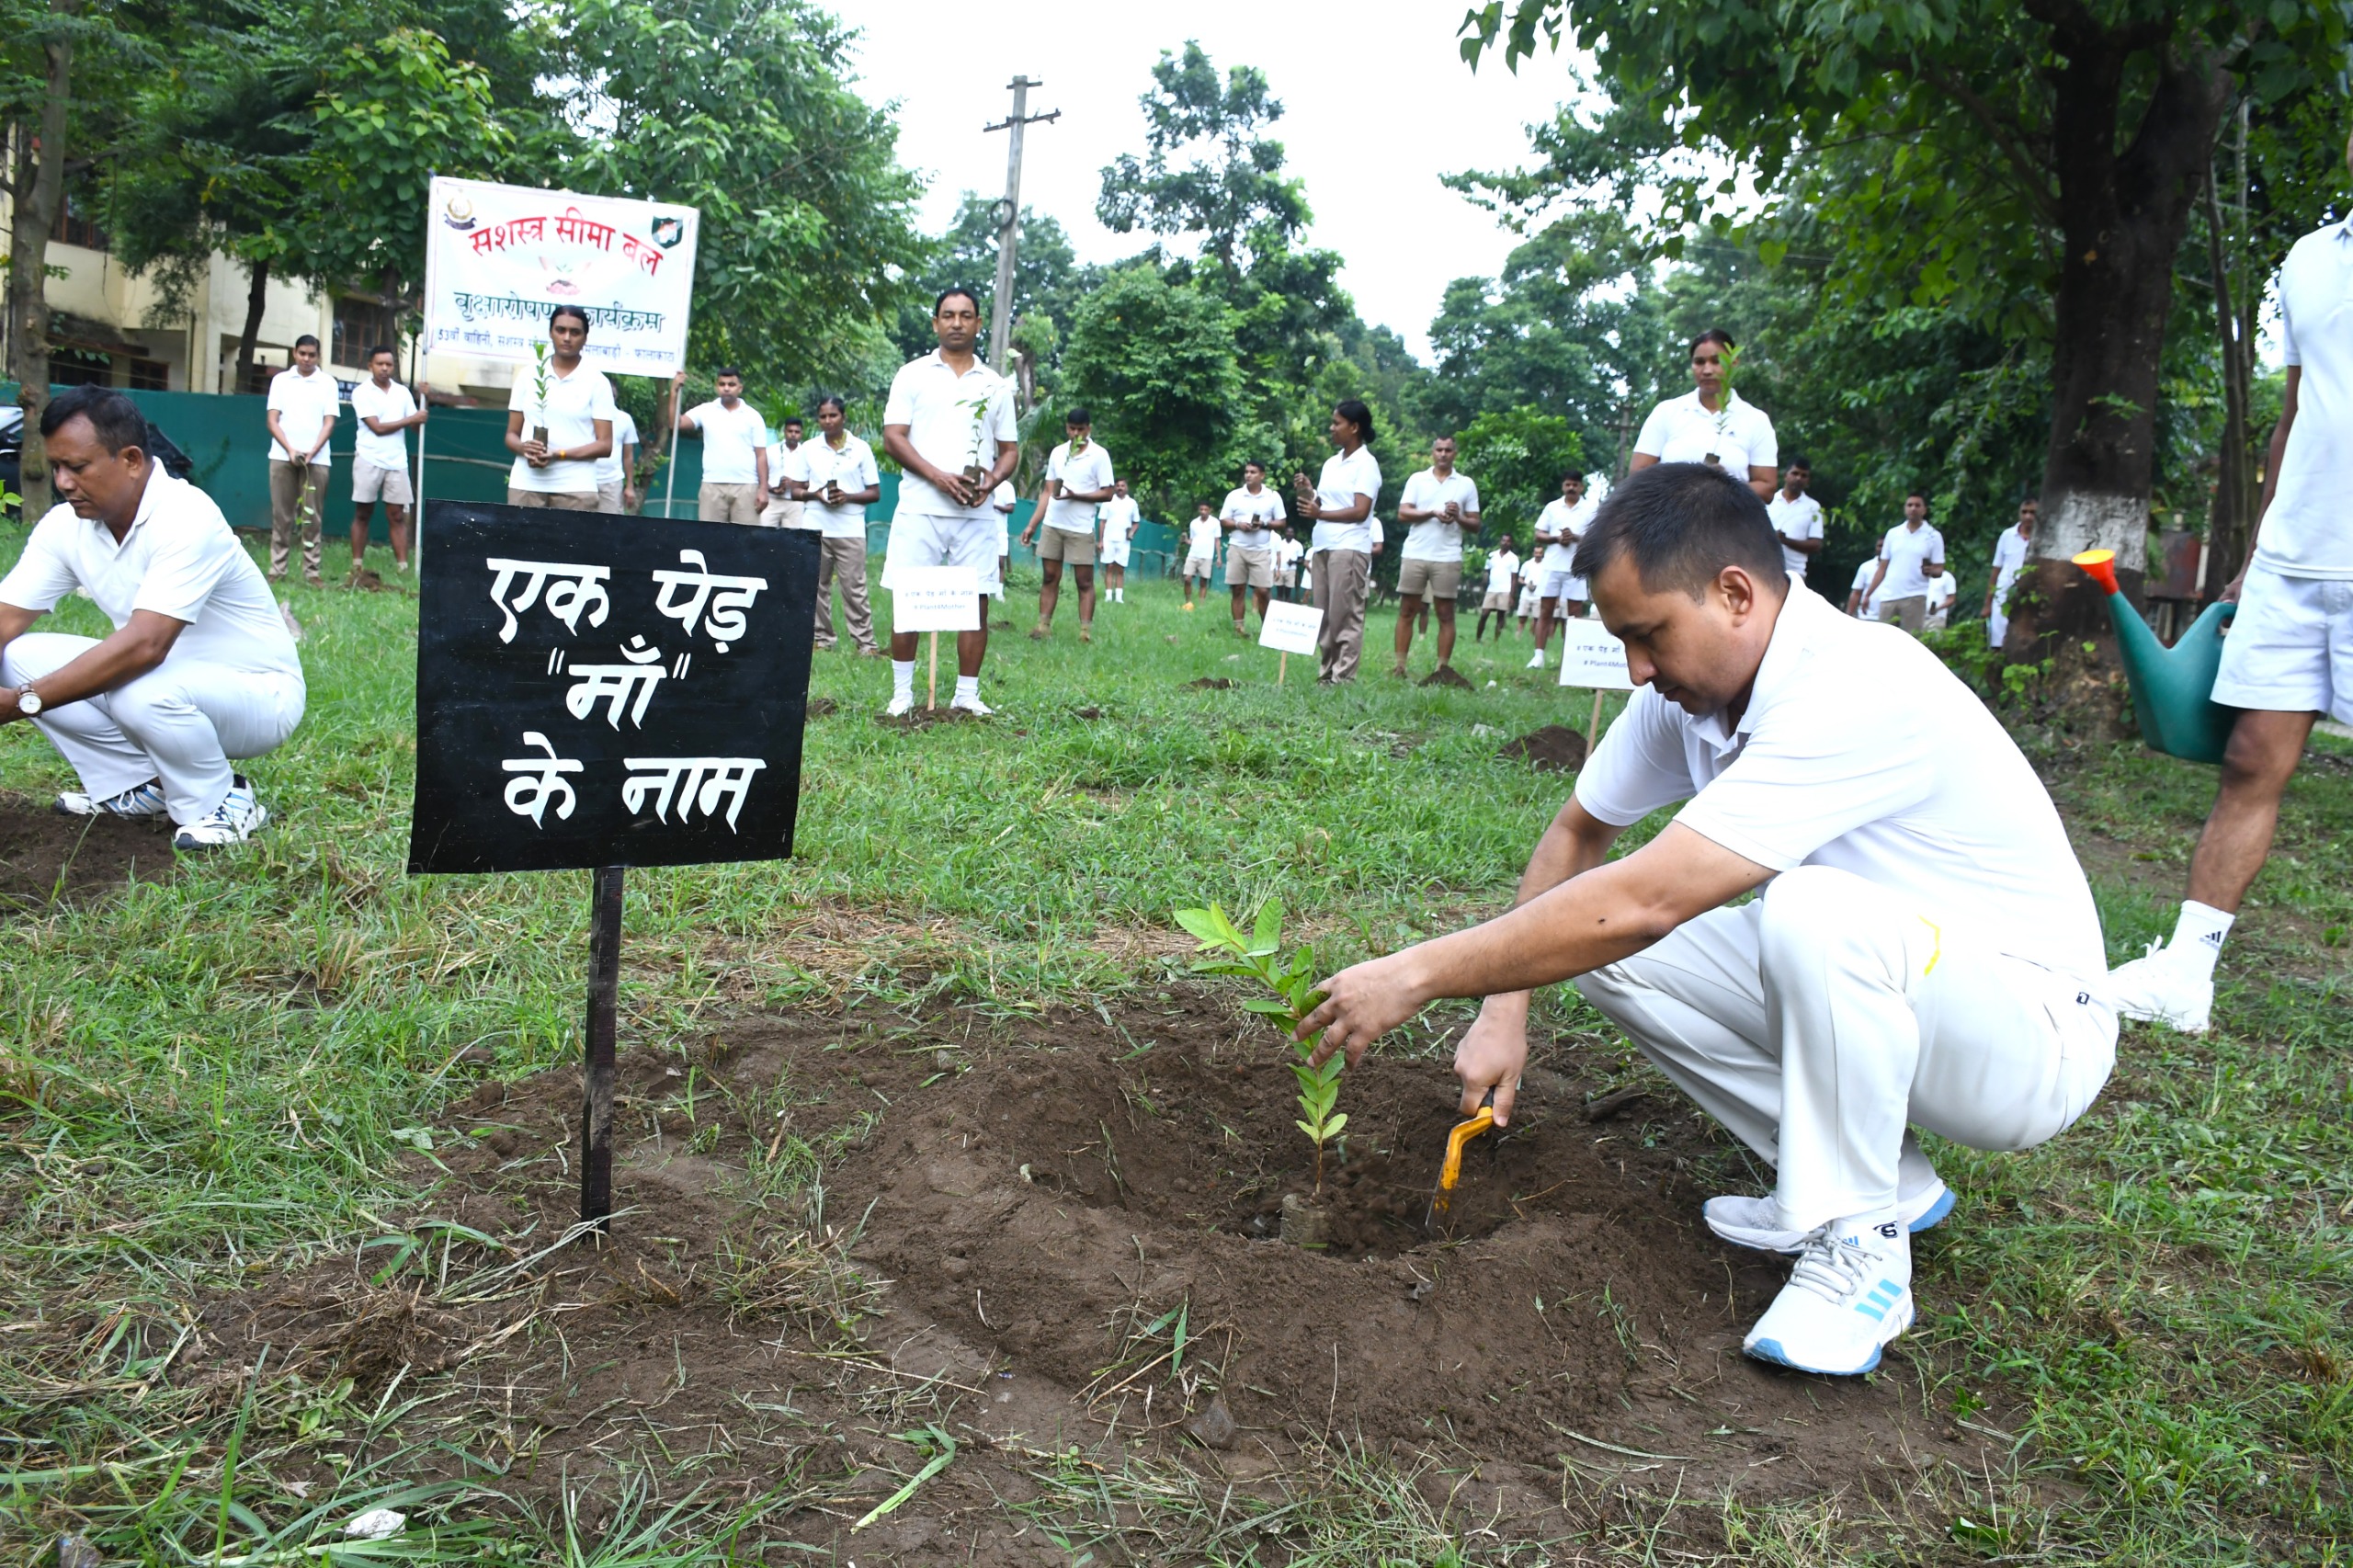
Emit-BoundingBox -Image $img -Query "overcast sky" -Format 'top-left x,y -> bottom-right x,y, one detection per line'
832,1 -> 1584,363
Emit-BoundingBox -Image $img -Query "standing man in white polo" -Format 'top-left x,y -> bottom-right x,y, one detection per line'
1984,498 -> 2035,646
2104,156 -> 2353,1035
264,334 -> 338,585
1475,534 -> 1519,643
504,306 -> 614,512
1862,492 -> 1947,632
347,346 -> 425,575
790,395 -> 882,656
1,388 -> 306,849
672,368 -> 768,527
1392,436 -> 1481,677
1527,472 -> 1593,670
1181,505 -> 1219,610
1292,462 -> 2116,1379
880,287 -> 1018,717
762,415 -> 808,528
1766,457 -> 1824,583
595,405 -> 642,516
1098,479 -> 1140,604
1221,460 -> 1288,636
1295,399 -> 1382,684
1019,408 -> 1115,643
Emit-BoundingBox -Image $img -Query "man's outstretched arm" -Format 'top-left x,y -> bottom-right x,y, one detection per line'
1297,814 -> 1771,1119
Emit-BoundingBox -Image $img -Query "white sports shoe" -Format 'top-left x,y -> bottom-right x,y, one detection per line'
1707,1180 -> 1955,1255
55,778 -> 169,819
2100,939 -> 2212,1033
1525,648 -> 1546,669
950,694 -> 995,717
1744,1215 -> 1913,1376
883,691 -> 915,718
173,775 -> 269,851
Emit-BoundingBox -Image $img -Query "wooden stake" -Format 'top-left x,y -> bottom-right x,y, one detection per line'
926,631 -> 939,710
1278,651 -> 1287,686
1586,688 -> 1605,755
580,864 -> 625,1230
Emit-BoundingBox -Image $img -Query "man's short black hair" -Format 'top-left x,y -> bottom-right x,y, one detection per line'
294,334 -> 321,351
935,285 -> 982,315
368,344 -> 397,362
1906,488 -> 1929,506
550,304 -> 590,331
1244,459 -> 1264,471
715,366 -> 743,381
1572,462 -> 1790,600
1561,470 -> 1584,485
782,415 -> 803,428
1785,454 -> 1810,472
40,386 -> 148,453
1064,405 -> 1092,426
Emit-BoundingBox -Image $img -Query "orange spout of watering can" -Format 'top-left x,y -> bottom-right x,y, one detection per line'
2071,549 -> 2238,765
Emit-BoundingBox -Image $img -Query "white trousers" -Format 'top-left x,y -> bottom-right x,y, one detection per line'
2,632 -> 307,824
1574,865 -> 2116,1232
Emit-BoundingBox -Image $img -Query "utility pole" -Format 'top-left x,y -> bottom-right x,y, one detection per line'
982,76 -> 1060,377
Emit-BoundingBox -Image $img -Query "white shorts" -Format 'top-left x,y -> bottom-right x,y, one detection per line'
879,507 -> 1005,597
1100,536 -> 1131,566
1542,570 -> 1586,602
2211,562 -> 2353,724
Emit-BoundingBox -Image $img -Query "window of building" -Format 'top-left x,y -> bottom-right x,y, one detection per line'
332,297 -> 400,369
128,358 -> 169,391
51,347 -> 113,387
55,189 -> 107,252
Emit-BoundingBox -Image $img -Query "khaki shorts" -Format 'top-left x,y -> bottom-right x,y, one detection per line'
1480,589 -> 1511,611
352,460 -> 412,506
506,487 -> 599,511
1037,526 -> 1096,564
1183,553 -> 1215,580
1229,545 -> 1275,590
1397,558 -> 1462,599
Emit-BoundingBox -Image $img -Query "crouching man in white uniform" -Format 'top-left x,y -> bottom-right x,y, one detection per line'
0,387 -> 305,849
1295,462 -> 2116,1377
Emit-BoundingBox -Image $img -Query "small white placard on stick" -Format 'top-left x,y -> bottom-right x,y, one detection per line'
1258,599 -> 1324,656
1554,618 -> 1638,691
891,566 -> 982,632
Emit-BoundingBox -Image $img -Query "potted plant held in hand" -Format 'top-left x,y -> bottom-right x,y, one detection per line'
528,341 -> 554,453
1174,900 -> 1347,1247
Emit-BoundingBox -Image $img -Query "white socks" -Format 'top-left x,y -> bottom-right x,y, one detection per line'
954,675 -> 979,705
892,660 -> 915,699
2170,900 -> 2234,980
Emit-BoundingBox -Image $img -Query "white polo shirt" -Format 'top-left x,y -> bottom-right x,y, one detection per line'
1633,389 -> 1778,477
2261,219 -> 2353,578
1486,548 -> 1520,593
1536,494 -> 1594,574
266,367 -> 341,464
1,466 -> 303,681
594,409 -> 642,488
1187,516 -> 1220,559
1849,559 -> 1882,617
1221,484 -> 1286,551
1044,438 -> 1116,533
1765,488 -> 1824,577
790,433 -> 880,540
506,362 -> 617,495
347,379 -> 415,470
1310,446 -> 1382,553
882,350 -> 1017,520
1574,583 -> 2105,984
1991,526 -> 2030,594
766,436 -> 803,492
1876,521 -> 1947,598
684,399 -> 766,486
1399,469 -> 1482,562
1099,494 -> 1140,543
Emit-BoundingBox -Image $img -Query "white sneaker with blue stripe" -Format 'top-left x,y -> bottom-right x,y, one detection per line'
55,778 -> 169,819
172,775 -> 270,850
1743,1214 -> 1913,1376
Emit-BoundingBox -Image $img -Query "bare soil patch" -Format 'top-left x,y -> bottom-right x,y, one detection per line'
1182,676 -> 1235,690
172,993 -> 2002,1559
1497,724 -> 1588,772
1417,665 -> 1474,689
0,794 -> 174,910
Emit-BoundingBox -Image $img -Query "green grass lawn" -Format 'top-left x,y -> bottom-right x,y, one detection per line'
0,531 -> 2346,1563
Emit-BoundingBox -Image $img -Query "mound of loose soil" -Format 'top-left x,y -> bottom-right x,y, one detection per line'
805,697 -> 838,717
343,566 -> 393,593
1417,665 -> 1474,689
1183,676 -> 1235,690
1071,705 -> 1104,720
0,793 -> 173,908
1498,724 -> 1588,772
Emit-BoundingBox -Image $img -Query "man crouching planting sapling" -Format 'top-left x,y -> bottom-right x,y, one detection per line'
1292,463 -> 2119,1377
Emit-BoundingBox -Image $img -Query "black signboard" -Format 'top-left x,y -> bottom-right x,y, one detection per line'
409,502 -> 819,874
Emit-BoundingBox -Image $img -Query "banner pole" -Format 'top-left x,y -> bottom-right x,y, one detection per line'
660,372 -> 681,519
415,170 -> 438,572
580,864 -> 625,1231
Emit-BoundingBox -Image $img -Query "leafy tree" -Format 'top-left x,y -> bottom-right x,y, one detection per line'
1459,0 -> 2352,644
1454,406 -> 1586,551
1061,264 -> 1240,512
1096,41 -> 1309,270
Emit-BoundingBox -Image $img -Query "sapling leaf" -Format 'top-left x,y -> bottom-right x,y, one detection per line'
1324,1113 -> 1347,1137
1173,908 -> 1226,945
1250,898 -> 1284,956
1296,1120 -> 1322,1140
1241,997 -> 1297,1017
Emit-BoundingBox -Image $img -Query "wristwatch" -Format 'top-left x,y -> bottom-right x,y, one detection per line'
14,683 -> 41,717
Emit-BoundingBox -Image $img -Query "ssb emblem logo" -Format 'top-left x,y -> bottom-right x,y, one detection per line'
650,215 -> 686,250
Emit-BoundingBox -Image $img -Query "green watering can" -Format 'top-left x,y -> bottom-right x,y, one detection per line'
2072,549 -> 2239,765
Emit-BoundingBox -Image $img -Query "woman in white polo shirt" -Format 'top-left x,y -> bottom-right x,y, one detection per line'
1292,399 -> 1382,684
505,306 -> 616,511
1630,329 -> 1779,499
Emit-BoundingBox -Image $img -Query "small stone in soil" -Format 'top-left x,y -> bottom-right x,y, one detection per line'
1186,1395 -> 1238,1449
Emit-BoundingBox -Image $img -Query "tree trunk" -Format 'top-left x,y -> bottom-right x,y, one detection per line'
233,256 -> 270,395
7,17 -> 76,518
2200,165 -> 2256,601
2006,22 -> 2234,656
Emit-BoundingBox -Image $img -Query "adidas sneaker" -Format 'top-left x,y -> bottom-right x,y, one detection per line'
1707,1179 -> 1955,1255
2099,938 -> 2212,1034
1744,1214 -> 1913,1376
55,778 -> 169,819
172,775 -> 270,850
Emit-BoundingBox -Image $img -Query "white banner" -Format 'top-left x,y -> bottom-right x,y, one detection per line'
1554,618 -> 1638,691
423,176 -> 699,375
1257,599 -> 1324,656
